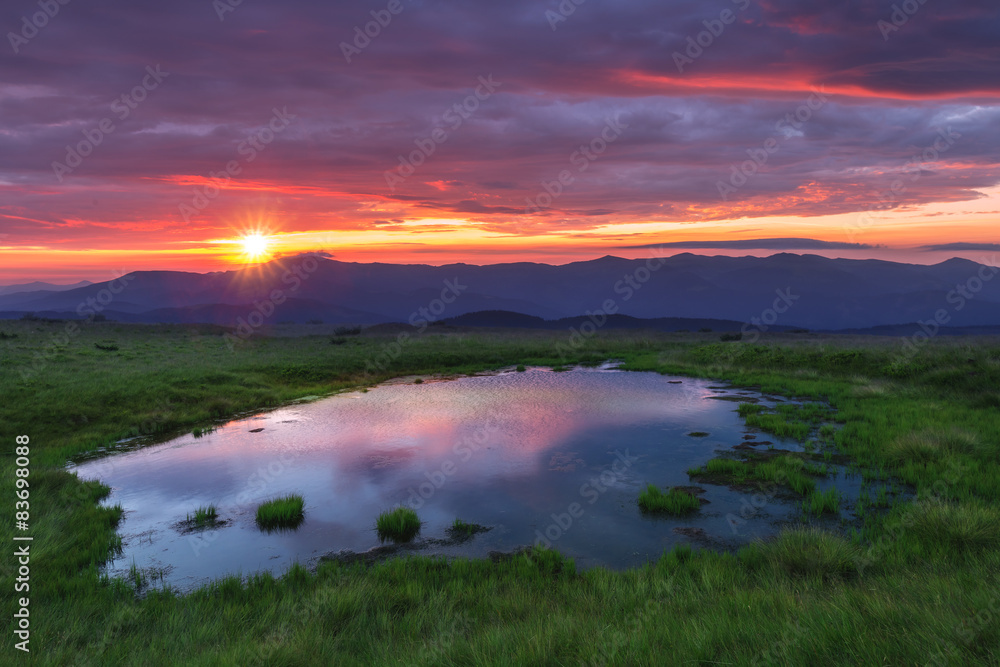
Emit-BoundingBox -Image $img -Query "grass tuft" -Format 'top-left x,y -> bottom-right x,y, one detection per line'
376,507 -> 421,542
752,527 -> 861,580
909,498 -> 1000,553
448,519 -> 490,540
885,428 -> 985,463
756,456 -> 818,496
803,488 -> 841,516
638,485 -> 701,515
255,495 -> 305,530
186,505 -> 218,527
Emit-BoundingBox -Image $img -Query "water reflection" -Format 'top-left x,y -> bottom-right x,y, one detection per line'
72,367 -> 817,591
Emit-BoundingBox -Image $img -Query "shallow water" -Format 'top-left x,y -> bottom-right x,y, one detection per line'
71,366 -> 849,591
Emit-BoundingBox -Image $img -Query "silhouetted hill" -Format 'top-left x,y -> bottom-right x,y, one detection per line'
443,310 -> 778,333
3,253 -> 999,330
0,280 -> 92,297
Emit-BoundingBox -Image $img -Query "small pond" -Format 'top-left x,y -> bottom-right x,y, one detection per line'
71,365 -> 861,591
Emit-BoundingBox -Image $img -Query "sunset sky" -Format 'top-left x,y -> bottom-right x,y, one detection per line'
1,0 -> 999,283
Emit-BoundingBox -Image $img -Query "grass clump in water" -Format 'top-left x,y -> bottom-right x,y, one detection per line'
376,507 -> 421,542
187,505 -> 218,527
688,458 -> 749,481
448,519 -> 490,540
255,495 -> 305,530
637,485 -> 701,515
687,431 -> 710,438
756,456 -> 818,496
803,488 -> 841,516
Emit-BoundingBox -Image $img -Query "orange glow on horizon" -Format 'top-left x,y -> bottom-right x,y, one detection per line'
3,186 -> 999,283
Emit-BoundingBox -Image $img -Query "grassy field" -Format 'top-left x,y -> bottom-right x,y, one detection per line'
2,319 -> 999,665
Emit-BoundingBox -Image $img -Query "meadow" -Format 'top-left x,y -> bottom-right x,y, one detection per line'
1,319 -> 999,665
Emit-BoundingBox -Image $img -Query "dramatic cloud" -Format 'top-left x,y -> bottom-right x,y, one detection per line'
0,0 -> 997,277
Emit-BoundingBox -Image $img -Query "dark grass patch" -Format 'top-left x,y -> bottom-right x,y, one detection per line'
180,505 -> 227,533
803,488 -> 841,516
687,431 -> 710,438
638,485 -> 702,515
689,453 -> 830,496
742,527 -> 861,581
909,498 -> 1000,553
188,505 -> 217,526
447,519 -> 491,541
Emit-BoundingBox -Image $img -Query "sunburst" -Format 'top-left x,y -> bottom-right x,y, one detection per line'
240,233 -> 271,261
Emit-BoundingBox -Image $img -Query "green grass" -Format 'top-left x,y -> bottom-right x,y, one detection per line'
687,431 -> 710,437
448,518 -> 489,539
755,456 -> 820,496
637,485 -> 701,515
376,507 -> 421,542
884,428 -> 986,463
688,457 -> 748,479
803,488 -> 841,516
2,321 -> 1000,663
256,495 -> 305,530
186,505 -> 218,527
909,498 -> 1000,553
741,527 -> 862,581
689,452 -> 830,497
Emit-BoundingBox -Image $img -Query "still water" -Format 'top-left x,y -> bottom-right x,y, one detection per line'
72,366 -> 838,591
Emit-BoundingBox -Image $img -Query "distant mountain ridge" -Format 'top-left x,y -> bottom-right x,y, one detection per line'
2,253 -> 999,331
0,280 -> 92,297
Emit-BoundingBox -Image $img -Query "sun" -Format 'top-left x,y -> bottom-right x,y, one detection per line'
241,233 -> 271,260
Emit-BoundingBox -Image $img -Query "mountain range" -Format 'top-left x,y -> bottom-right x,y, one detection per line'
2,253 -> 999,332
